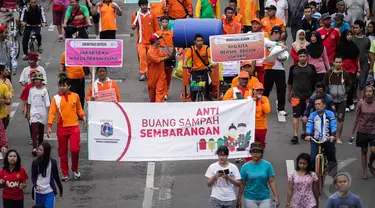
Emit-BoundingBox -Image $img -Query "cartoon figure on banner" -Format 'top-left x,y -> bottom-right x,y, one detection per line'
236,123 -> 247,151
101,120 -> 113,137
208,138 -> 216,151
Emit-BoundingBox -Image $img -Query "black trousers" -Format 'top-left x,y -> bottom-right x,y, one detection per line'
263,70 -> 286,111
22,26 -> 41,55
347,73 -> 357,107
70,78 -> 85,110
3,198 -> 23,208
100,30 -> 116,39
65,26 -> 89,39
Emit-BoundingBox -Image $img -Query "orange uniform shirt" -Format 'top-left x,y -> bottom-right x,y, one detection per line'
238,0 -> 259,26
131,11 -> 159,44
254,96 -> 271,129
156,29 -> 174,47
168,0 -> 193,19
184,45 -> 211,70
223,86 -> 252,100
223,19 -> 241,34
98,2 -> 118,32
86,78 -> 121,102
261,17 -> 285,36
61,52 -> 85,79
148,47 -> 168,69
150,0 -> 167,18
48,92 -> 85,128
222,13 -> 244,29
231,76 -> 259,89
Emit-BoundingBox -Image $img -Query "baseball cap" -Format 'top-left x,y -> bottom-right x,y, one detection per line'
334,13 -> 344,21
250,142 -> 263,152
149,33 -> 162,44
265,5 -> 277,11
33,72 -> 44,81
336,0 -> 345,6
28,52 -> 39,61
251,18 -> 261,24
29,69 -> 39,77
239,71 -> 249,79
0,25 -> 6,32
241,61 -> 251,67
253,82 -> 264,90
271,26 -> 282,34
321,13 -> 331,20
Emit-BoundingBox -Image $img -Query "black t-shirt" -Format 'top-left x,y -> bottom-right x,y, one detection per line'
288,63 -> 317,99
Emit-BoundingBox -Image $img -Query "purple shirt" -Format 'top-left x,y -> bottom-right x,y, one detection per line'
308,47 -> 330,74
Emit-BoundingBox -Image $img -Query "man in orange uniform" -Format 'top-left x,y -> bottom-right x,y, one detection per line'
60,51 -> 86,110
223,71 -> 252,100
131,0 -> 159,81
147,34 -> 171,102
156,16 -> 175,100
150,0 -> 167,21
222,7 -> 241,34
231,61 -> 259,90
48,77 -> 86,182
86,67 -> 121,102
261,5 -> 285,37
237,0 -> 259,33
222,0 -> 244,31
167,0 -> 193,19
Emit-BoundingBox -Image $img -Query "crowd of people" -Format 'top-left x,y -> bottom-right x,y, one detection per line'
0,0 -> 371,207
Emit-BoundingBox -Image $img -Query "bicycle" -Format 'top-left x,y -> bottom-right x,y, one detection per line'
25,24 -> 41,53
311,137 -> 328,196
5,8 -> 21,59
64,24 -> 89,39
187,67 -> 213,102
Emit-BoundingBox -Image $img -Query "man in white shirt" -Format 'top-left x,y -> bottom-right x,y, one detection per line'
205,146 -> 241,208
265,0 -> 288,26
19,52 -> 47,87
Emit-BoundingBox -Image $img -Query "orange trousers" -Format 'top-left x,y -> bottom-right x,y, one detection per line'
164,65 -> 173,96
148,68 -> 166,102
137,43 -> 150,74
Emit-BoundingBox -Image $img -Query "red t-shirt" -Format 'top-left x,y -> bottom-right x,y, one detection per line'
20,84 -> 35,101
0,167 -> 28,200
317,27 -> 340,63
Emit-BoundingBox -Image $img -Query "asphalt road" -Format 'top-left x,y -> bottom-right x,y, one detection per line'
0,0 -> 374,208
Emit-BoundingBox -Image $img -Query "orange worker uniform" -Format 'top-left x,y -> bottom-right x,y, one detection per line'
222,19 -> 241,34
131,10 -> 159,75
86,78 -> 121,102
184,45 -> 211,70
156,29 -> 174,97
222,12 -> 244,29
150,0 -> 167,18
223,71 -> 252,100
238,0 -> 259,27
147,35 -> 169,102
195,0 -> 221,19
231,61 -> 259,89
261,16 -> 285,36
61,52 -> 85,79
168,0 -> 193,19
252,82 -> 271,149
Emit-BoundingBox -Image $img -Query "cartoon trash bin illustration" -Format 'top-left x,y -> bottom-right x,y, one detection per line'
197,139 -> 207,152
236,123 -> 247,151
208,138 -> 216,151
217,138 -> 225,147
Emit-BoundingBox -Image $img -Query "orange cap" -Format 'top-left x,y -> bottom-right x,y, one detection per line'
251,18 -> 261,24
253,82 -> 264,90
241,61 -> 251,67
239,71 -> 250,79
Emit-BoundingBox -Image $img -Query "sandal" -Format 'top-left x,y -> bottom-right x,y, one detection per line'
362,173 -> 368,180
368,164 -> 375,176
37,47 -> 43,53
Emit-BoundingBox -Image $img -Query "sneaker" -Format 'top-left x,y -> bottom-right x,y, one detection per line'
349,104 -> 355,111
37,46 -> 43,53
29,139 -> 33,145
345,108 -> 350,112
74,171 -> 81,180
300,133 -> 306,141
32,148 -> 37,157
278,110 -> 287,116
291,136 -> 299,144
61,175 -> 69,182
22,54 -> 28,60
58,35 -> 64,42
139,74 -> 146,81
353,99 -> 358,104
164,95 -> 168,100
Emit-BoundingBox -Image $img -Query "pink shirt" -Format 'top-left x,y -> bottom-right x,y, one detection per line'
308,47 -> 330,74
53,0 -> 70,7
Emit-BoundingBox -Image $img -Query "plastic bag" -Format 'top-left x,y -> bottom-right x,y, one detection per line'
200,0 -> 215,19
172,60 -> 184,80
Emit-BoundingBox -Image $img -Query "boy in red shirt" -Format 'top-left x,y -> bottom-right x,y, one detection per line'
317,13 -> 340,64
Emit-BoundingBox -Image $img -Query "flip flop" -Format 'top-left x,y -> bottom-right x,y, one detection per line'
368,164 -> 375,176
362,174 -> 368,180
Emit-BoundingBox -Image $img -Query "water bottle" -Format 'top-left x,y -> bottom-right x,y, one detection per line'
272,199 -> 277,208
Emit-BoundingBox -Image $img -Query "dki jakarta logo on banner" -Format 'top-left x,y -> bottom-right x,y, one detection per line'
87,99 -> 256,161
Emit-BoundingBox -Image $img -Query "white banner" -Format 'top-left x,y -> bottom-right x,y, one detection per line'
88,99 -> 256,161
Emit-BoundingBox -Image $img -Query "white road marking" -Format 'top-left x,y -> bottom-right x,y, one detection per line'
9,102 -> 19,124
85,79 -> 123,83
48,23 -> 55,32
143,162 -> 156,208
44,132 -> 88,141
88,33 -> 132,38
286,160 -> 295,176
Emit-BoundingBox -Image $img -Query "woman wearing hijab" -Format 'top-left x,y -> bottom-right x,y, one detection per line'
351,85 -> 375,180
291,30 -> 309,64
336,30 -> 360,112
307,31 -> 330,82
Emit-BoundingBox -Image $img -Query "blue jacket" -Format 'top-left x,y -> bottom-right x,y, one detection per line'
306,110 -> 337,142
303,93 -> 335,117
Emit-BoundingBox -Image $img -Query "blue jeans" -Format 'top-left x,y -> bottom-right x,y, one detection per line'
35,192 -> 55,208
310,140 -> 337,176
